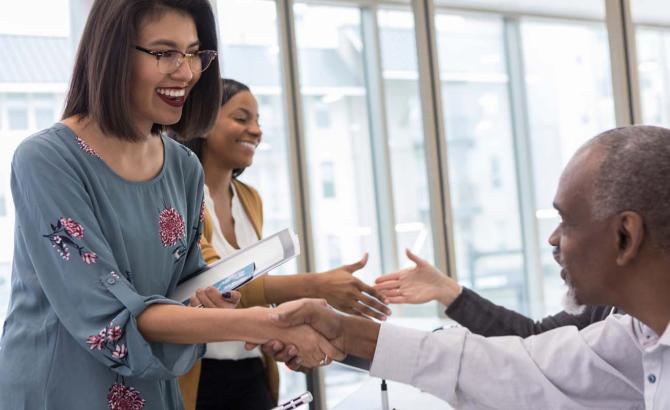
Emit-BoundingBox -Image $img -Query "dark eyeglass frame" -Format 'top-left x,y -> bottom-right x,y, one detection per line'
134,45 -> 217,74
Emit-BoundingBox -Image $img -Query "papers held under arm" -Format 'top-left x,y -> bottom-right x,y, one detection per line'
169,228 -> 301,305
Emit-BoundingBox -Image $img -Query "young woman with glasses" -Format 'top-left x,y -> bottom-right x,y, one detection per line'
0,1 -> 340,408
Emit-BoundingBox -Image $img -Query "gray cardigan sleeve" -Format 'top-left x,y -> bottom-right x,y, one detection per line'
445,287 -> 614,337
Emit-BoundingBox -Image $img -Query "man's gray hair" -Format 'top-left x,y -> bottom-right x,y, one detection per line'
592,125 -> 670,250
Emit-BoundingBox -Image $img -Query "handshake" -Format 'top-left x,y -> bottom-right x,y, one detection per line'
187,248 -> 455,369
244,298 -> 380,369
189,287 -> 380,369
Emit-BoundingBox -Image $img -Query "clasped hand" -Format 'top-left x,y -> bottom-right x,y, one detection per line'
247,299 -> 346,370
189,289 -> 344,369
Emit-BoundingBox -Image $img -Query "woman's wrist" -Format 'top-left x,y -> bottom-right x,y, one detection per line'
263,274 -> 318,304
303,273 -> 320,299
436,277 -> 462,308
218,306 -> 275,343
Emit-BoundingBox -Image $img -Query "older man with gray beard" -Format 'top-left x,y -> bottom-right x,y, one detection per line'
259,125 -> 670,409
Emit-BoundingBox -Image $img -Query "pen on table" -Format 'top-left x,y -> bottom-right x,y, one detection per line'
271,391 -> 313,410
381,379 -> 389,410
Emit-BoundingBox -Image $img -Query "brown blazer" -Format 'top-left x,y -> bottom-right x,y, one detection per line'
178,179 -> 279,410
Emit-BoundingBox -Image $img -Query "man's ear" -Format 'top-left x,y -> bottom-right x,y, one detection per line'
616,211 -> 645,266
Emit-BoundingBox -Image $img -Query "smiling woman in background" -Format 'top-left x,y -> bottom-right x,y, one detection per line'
179,78 -> 391,410
0,2 -> 343,409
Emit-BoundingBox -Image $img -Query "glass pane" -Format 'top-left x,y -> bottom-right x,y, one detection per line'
378,8 -> 438,319
435,0 -> 605,19
8,107 -> 29,130
436,13 -> 528,313
293,3 -> 379,407
632,0 -> 670,127
216,0 -> 305,400
1,0 -> 74,326
0,0 -> 70,36
635,29 -> 670,126
631,0 -> 670,26
521,18 -> 616,314
35,106 -> 55,129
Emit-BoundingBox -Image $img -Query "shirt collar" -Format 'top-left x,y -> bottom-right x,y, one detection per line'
658,321 -> 670,347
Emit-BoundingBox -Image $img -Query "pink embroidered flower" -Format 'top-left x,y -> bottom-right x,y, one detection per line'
158,207 -> 185,247
51,235 -> 62,244
112,344 -> 127,359
86,333 -> 105,350
81,251 -> 97,264
107,383 -> 145,410
107,326 -> 123,342
60,217 -> 84,239
75,136 -> 101,158
199,200 -> 206,223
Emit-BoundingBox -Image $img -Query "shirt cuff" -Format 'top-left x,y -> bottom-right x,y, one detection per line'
369,323 -> 424,385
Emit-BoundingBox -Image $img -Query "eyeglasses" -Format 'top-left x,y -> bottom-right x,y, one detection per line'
134,46 -> 217,74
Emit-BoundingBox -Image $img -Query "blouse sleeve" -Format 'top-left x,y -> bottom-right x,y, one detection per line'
10,139 -> 204,379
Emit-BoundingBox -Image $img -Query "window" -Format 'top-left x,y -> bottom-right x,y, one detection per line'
294,3 -> 381,406
326,234 -> 342,267
436,12 -> 527,313
0,1 -> 72,328
0,198 -> 5,217
216,0 -> 304,400
321,161 -> 336,198
521,18 -> 615,314
434,6 -> 616,318
632,0 -> 670,126
7,108 -> 28,130
315,105 -> 331,128
378,7 -> 437,318
34,95 -> 56,129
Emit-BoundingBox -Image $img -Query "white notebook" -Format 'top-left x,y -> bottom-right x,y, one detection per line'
169,228 -> 300,304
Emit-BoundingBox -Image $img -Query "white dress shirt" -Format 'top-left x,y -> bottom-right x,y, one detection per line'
370,314 -> 670,409
203,183 -> 263,361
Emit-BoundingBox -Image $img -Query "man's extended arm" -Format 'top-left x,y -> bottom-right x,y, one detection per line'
269,300 -> 643,408
447,287 -> 615,337
369,316 -> 643,409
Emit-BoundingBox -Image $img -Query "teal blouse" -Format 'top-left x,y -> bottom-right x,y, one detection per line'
1,123 -> 206,409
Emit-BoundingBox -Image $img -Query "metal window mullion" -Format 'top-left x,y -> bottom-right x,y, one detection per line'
503,17 -> 546,318
605,0 -> 643,125
275,1 -> 325,409
361,6 -> 399,273
412,0 -> 456,286
433,4 -> 610,25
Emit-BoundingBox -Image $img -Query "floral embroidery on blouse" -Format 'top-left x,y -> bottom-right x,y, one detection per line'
107,382 -> 145,410
75,136 -> 102,158
199,200 -> 205,223
158,207 -> 185,247
43,217 -> 98,264
85,325 -> 126,359
158,207 -> 188,262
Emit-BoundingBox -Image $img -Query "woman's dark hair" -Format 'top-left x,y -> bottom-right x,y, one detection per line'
185,78 -> 251,178
62,0 -> 221,141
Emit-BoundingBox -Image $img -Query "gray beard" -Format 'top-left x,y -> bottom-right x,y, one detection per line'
562,286 -> 586,315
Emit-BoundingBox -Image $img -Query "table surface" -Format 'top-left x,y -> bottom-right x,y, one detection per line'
332,377 -> 454,410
